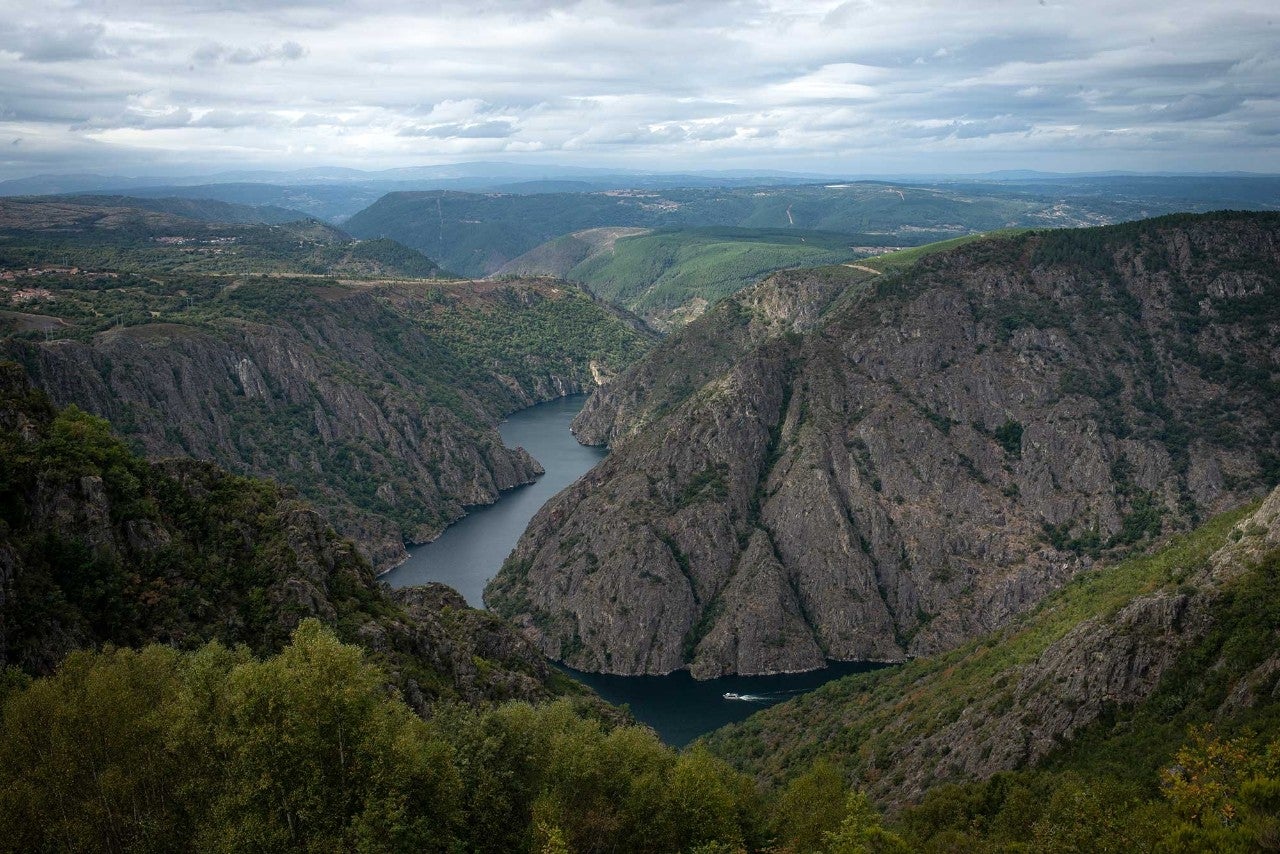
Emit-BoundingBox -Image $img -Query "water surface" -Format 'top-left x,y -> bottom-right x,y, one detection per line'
383,394 -> 605,606
384,393 -> 889,745
565,661 -> 887,747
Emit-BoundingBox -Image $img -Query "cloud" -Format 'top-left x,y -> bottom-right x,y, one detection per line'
399,120 -> 517,139
1157,92 -> 1245,121
0,0 -> 1275,177
12,23 -> 110,63
192,41 -> 308,65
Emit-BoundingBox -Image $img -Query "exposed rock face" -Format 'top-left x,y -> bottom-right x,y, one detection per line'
0,363 -> 564,708
701,486 -> 1280,808
488,213 -> 1280,677
7,279 -> 649,570
373,584 -> 555,707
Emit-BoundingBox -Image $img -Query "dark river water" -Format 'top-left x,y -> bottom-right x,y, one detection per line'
383,395 -> 606,606
383,393 -> 885,745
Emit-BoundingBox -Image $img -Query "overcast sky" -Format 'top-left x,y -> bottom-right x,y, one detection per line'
1,0 -> 1277,179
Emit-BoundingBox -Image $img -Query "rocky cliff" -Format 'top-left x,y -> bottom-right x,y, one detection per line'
4,275 -> 652,570
701,485 -> 1280,807
0,362 -> 572,710
487,212 -> 1280,678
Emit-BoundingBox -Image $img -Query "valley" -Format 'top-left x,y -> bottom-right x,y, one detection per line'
488,212 -> 1280,680
1,182 -> 1278,853
0,198 -> 654,570
6,2 -> 1280,848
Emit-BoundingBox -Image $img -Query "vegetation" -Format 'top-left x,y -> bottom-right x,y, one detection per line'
44,193 -> 309,225
4,607 -> 1277,852
0,620 -> 909,854
858,229 -> 1030,273
0,197 -> 655,558
344,184 -> 1070,277
510,227 -> 877,324
0,364 -> 574,709
0,198 -> 444,279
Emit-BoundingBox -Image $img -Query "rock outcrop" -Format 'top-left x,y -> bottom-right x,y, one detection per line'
6,278 -> 652,570
701,485 -> 1280,807
0,362 -> 568,709
487,212 -> 1280,677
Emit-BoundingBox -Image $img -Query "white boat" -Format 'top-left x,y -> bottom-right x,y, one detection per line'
723,692 -> 742,700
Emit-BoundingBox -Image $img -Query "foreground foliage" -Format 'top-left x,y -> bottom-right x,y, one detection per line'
0,621 -> 907,854
3,619 -> 1273,853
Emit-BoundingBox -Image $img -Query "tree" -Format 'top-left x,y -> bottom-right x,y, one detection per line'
822,790 -> 908,854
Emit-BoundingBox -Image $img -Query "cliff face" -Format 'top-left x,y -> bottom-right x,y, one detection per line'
5,278 -> 652,570
0,363 -> 567,710
701,486 -> 1280,807
487,212 -> 1280,678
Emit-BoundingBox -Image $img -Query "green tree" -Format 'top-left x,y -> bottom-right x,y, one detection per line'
771,761 -> 851,852
177,620 -> 461,852
0,645 -> 187,854
822,791 -> 908,854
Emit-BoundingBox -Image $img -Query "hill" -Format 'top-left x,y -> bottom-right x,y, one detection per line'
701,486 -> 1280,850
0,197 -> 445,279
487,212 -> 1280,680
0,200 -> 655,569
499,227 -> 875,329
344,183 -> 1076,277
0,362 -> 579,707
46,193 -> 309,225
344,178 -> 1280,278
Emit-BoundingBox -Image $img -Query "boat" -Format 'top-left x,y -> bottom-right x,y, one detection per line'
723,692 -> 742,700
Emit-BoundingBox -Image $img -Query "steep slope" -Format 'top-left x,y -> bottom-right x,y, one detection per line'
0,197 -> 653,570
701,486 -> 1280,810
499,227 -> 874,329
495,226 -> 650,279
487,212 -> 1280,678
0,363 -> 574,709
3,275 -> 652,570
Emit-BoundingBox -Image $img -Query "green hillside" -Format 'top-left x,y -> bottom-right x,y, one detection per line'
344,182 -> 1065,277
508,227 -> 872,327
47,194 -> 309,225
701,491 -> 1280,849
0,198 -> 445,279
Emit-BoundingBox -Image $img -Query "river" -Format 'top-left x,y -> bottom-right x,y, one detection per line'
383,394 -> 606,606
384,393 -> 885,746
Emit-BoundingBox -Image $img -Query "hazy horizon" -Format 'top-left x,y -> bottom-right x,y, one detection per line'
2,0 -> 1277,181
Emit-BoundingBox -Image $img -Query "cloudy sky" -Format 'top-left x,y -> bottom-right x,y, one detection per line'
1,0 -> 1277,179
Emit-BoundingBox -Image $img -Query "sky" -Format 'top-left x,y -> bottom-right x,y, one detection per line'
0,0 -> 1277,179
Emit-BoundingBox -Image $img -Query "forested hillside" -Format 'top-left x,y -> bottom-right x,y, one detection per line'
0,364 -> 579,709
344,182 -> 1100,277
0,197 -> 444,279
4,485 -> 1275,851
704,486 -> 1280,851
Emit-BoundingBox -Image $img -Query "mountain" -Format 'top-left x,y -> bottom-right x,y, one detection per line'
343,178 -> 1280,278
702,484 -> 1280,827
0,197 -> 445,278
343,183 -> 1078,277
0,199 -> 654,569
485,212 -> 1280,679
496,227 -> 878,329
0,362 -> 579,709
